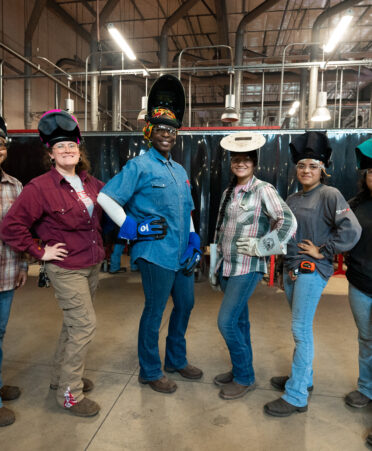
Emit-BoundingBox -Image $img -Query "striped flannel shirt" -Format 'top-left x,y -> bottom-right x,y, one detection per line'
0,171 -> 28,291
215,176 -> 296,277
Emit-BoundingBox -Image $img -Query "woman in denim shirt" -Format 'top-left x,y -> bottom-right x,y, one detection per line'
98,75 -> 202,394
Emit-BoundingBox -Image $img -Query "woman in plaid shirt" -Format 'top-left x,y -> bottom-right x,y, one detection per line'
212,132 -> 297,400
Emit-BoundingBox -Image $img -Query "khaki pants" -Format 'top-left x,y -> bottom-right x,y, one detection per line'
46,263 -> 100,406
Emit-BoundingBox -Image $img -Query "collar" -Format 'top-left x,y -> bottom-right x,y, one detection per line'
237,175 -> 256,192
0,170 -> 17,185
50,165 -> 88,185
149,147 -> 174,167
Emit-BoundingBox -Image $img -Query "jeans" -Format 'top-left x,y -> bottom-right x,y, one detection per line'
218,272 -> 263,386
137,259 -> 195,380
0,290 -> 15,408
348,283 -> 372,399
110,243 -> 125,272
282,268 -> 327,407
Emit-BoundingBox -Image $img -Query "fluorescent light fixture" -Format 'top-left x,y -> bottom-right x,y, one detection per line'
311,92 -> 331,122
323,14 -> 353,53
288,100 -> 300,116
107,23 -> 136,61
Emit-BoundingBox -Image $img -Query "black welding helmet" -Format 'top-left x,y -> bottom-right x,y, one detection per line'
146,74 -> 185,128
38,109 -> 82,148
290,131 -> 332,167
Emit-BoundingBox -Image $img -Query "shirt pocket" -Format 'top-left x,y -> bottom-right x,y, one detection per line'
151,178 -> 176,207
237,194 -> 256,225
51,204 -> 77,230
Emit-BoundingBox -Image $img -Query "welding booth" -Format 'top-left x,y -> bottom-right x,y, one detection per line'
4,128 -> 371,247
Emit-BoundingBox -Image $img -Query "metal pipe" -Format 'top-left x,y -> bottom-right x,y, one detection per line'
234,0 -> 281,121
338,68 -> 344,128
308,66 -> 319,127
260,70 -> 265,126
0,42 -> 85,99
178,45 -> 233,79
112,76 -> 120,130
355,65 -> 361,128
299,68 -> 307,128
0,60 -> 3,117
333,69 -> 339,128
160,0 -> 200,68
188,74 -> 192,127
90,42 -> 99,131
278,42 -> 319,126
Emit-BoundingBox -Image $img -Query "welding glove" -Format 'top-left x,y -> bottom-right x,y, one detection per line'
236,231 -> 287,257
180,232 -> 202,276
118,215 -> 168,241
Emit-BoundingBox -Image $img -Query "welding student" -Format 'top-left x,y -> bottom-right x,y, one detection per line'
264,131 -> 362,417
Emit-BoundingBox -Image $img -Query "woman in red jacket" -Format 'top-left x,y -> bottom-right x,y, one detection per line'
0,110 -> 104,417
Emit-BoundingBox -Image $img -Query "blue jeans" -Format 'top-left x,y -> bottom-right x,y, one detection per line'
0,290 -> 15,408
282,269 -> 327,407
218,272 -> 263,386
137,259 -> 195,380
110,243 -> 125,272
349,283 -> 372,399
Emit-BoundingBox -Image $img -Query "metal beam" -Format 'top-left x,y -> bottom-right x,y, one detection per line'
24,0 -> 48,129
160,0 -> 200,68
47,0 -> 91,43
214,0 -> 230,59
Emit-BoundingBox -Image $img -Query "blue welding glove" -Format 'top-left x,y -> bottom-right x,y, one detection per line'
118,215 -> 168,241
180,232 -> 202,276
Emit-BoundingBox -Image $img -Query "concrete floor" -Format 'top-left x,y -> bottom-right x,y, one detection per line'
0,263 -> 370,451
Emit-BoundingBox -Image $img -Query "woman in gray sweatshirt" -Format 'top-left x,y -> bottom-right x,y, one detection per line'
264,131 -> 362,417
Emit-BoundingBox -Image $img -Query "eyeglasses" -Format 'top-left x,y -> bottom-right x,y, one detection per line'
231,157 -> 253,165
53,142 -> 79,151
296,163 -> 321,171
153,125 -> 177,136
367,168 -> 372,174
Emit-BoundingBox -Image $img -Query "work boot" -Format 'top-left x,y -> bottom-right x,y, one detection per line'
164,364 -> 203,380
213,371 -> 234,387
50,377 -> 94,393
270,376 -> 313,392
64,397 -> 100,417
345,390 -> 371,408
138,375 -> 177,394
264,397 -> 307,417
219,381 -> 256,400
0,385 -> 21,401
0,406 -> 15,426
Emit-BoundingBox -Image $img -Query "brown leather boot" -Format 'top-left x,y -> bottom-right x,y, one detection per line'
0,385 -> 21,401
214,371 -> 234,386
219,381 -> 256,400
64,397 -> 100,417
164,364 -> 203,380
0,406 -> 15,426
138,375 -> 177,393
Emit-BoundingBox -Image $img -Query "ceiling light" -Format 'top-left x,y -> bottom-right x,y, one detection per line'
137,95 -> 148,122
107,23 -> 136,61
311,92 -> 331,122
221,94 -> 239,123
288,100 -> 300,116
323,13 -> 353,53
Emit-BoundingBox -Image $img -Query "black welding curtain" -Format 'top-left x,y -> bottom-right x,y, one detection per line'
5,130 -> 371,245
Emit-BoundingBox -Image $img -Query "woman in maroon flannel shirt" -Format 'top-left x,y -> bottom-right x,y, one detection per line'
0,110 -> 104,417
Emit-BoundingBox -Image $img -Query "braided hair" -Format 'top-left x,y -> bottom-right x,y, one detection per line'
216,175 -> 238,235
